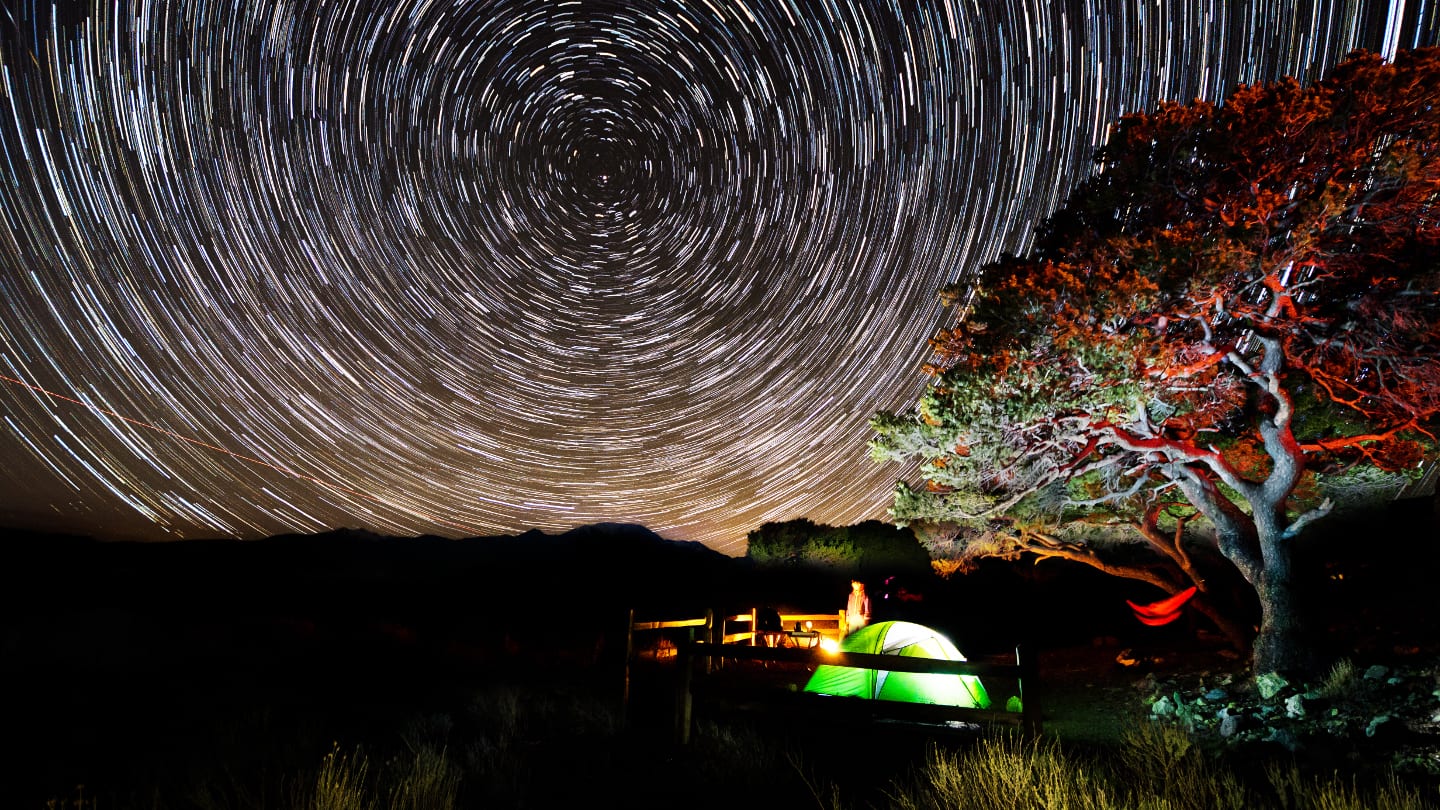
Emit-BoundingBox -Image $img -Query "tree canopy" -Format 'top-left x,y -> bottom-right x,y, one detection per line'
872,49 -> 1440,674
745,518 -> 931,574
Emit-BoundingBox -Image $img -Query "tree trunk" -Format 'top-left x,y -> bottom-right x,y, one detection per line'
1250,537 -> 1313,675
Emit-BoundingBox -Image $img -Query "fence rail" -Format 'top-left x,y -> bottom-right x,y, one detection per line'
631,617 -> 710,631
718,609 -> 845,645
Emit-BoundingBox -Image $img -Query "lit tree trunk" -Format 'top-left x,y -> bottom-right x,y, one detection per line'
1178,465 -> 1315,675
1248,347 -> 1321,675
1252,537 -> 1306,674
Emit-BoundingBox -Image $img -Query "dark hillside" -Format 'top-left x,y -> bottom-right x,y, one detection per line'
1,498 -> 1434,807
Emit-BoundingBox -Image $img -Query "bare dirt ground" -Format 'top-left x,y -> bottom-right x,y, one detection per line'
1036,639 -> 1244,745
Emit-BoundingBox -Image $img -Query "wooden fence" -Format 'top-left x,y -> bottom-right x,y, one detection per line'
623,609 -> 714,719
717,608 -> 846,646
625,609 -> 1040,743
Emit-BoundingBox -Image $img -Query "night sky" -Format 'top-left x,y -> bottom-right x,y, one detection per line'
0,1 -> 1433,553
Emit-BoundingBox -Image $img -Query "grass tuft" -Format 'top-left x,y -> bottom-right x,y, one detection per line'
1264,762 -> 1440,810
310,745 -> 370,810
889,735 -> 1113,810
384,746 -> 459,810
1316,658 -> 1359,700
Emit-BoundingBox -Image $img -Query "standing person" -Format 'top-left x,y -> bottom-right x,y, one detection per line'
757,605 -> 784,647
844,579 -> 871,636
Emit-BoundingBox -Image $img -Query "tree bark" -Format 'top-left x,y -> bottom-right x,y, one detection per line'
1250,532 -> 1313,675
1252,576 -> 1305,674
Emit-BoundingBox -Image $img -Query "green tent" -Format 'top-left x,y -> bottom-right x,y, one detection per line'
803,620 -> 990,708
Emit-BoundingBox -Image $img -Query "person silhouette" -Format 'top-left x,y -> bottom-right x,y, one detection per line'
844,579 -> 871,636
757,605 -> 784,647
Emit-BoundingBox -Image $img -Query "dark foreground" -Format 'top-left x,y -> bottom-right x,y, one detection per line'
3,510 -> 1437,808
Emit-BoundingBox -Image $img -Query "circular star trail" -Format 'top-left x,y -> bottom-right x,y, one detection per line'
0,1 -> 1433,553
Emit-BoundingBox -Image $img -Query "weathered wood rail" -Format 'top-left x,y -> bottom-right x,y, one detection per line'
717,609 -> 846,645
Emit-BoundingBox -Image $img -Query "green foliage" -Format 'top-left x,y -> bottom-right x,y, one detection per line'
745,518 -> 930,573
745,518 -> 823,565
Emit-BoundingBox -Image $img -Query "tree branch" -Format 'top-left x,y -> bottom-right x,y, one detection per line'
1282,498 -> 1334,539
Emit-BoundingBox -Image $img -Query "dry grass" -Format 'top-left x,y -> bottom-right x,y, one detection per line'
1265,763 -> 1439,810
384,747 -> 459,810
34,681 -> 1440,810
1113,723 -> 1252,810
891,735 -> 1113,810
880,725 -> 1437,810
309,745 -> 369,810
1316,658 -> 1359,700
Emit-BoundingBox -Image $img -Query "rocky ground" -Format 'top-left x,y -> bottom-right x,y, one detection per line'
1038,639 -> 1440,780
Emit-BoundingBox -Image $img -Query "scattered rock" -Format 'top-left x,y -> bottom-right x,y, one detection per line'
1364,664 -> 1390,681
1218,709 -> 1249,738
1133,673 -> 1160,693
1265,726 -> 1301,752
1257,672 -> 1289,699
1367,714 -> 1393,738
1139,659 -> 1440,777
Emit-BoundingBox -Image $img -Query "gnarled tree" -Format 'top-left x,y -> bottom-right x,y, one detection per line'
873,49 -> 1440,675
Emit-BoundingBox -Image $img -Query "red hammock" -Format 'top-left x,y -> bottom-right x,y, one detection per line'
1126,586 -> 1197,626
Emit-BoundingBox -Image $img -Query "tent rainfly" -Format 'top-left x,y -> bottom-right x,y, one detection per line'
803,620 -> 991,708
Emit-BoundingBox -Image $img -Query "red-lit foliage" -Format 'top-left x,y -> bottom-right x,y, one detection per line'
874,49 -> 1440,675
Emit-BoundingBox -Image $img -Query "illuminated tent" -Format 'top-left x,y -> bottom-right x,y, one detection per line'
803,620 -> 990,708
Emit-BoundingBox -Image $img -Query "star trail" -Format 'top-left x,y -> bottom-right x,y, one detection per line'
0,1 -> 1434,553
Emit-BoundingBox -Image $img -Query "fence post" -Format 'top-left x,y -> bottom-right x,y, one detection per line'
675,642 -> 694,745
703,608 -> 715,674
622,608 -> 635,730
1017,643 -> 1042,736
749,608 -> 758,646
711,608 -> 726,669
